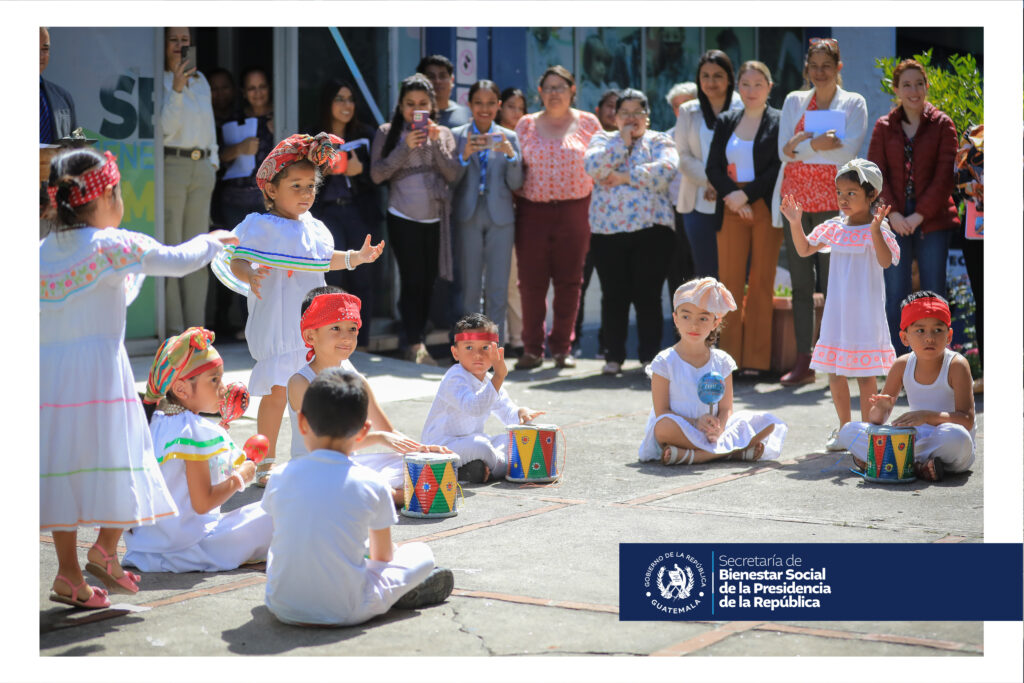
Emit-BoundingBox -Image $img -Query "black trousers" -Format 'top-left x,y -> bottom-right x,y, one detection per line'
387,213 -> 440,346
590,225 -> 675,365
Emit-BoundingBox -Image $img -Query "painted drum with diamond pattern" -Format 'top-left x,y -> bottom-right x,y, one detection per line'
865,425 -> 916,483
505,423 -> 560,483
401,453 -> 460,518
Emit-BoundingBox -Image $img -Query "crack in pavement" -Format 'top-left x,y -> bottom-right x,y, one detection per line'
448,600 -> 495,656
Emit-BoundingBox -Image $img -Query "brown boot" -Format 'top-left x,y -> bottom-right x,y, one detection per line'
780,352 -> 815,386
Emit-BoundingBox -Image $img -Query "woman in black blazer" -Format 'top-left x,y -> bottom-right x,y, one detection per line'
705,60 -> 782,375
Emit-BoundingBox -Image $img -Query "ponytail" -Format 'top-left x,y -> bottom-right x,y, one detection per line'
47,148 -> 108,230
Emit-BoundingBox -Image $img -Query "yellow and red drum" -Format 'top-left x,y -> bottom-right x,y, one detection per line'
864,425 -> 916,483
506,423 -> 560,483
401,453 -> 460,518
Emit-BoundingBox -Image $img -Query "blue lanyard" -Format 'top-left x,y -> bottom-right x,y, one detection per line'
471,121 -> 490,195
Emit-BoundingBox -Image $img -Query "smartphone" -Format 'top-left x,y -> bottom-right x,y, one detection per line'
411,110 -> 430,131
486,133 -> 504,150
180,45 -> 197,72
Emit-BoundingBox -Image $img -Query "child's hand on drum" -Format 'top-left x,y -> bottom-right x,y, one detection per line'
380,431 -> 422,453
518,407 -> 545,424
891,410 -> 933,428
697,414 -> 722,441
420,443 -> 454,454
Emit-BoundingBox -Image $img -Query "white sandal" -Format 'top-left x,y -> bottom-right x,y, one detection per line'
733,442 -> 764,462
253,458 -> 276,488
662,445 -> 696,466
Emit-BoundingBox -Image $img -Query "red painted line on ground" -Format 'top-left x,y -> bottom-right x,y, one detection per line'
137,574 -> 267,609
452,588 -> 618,614
616,452 -> 831,507
403,503 -> 574,543
650,621 -> 766,656
755,622 -> 983,654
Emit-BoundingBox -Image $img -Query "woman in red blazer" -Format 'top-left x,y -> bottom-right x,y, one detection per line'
867,59 -> 959,353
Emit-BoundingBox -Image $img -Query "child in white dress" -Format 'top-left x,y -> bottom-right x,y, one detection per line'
286,286 -> 452,502
264,369 -> 454,626
123,328 -> 272,572
837,291 -> 976,481
211,133 -> 384,486
41,149 -> 236,608
781,158 -> 900,451
638,278 -> 787,465
421,313 -> 544,482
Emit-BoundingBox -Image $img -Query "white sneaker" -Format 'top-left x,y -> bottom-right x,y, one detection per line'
824,428 -> 846,452
601,361 -> 621,375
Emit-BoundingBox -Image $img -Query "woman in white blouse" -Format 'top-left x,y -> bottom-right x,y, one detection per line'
772,38 -> 868,386
161,27 -> 219,334
674,50 -> 743,279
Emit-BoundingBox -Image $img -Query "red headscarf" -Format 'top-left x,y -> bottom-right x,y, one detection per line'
47,150 -> 121,208
299,293 -> 362,361
255,132 -> 347,192
900,296 -> 951,331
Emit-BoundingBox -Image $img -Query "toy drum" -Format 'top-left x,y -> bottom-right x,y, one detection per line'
505,423 -> 560,483
401,453 -> 460,518
864,425 -> 916,483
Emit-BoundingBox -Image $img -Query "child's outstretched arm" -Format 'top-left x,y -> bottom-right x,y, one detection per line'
868,204 -> 894,268
329,234 -> 385,271
868,357 -> 906,424
185,458 -> 256,515
892,355 -> 975,431
780,195 -> 826,258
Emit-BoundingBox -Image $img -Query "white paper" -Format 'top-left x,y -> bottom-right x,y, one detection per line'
221,117 -> 258,180
804,110 -> 846,138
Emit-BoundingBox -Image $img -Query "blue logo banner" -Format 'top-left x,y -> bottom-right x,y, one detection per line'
619,543 -> 1023,621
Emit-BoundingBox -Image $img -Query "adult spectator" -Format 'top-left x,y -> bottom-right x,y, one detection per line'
417,55 -> 470,129
39,27 -> 77,143
497,87 -> 528,358
868,58 -> 959,355
312,78 -> 383,348
513,65 -> 602,370
161,26 -> 219,334
584,89 -> 678,375
774,38 -> 869,386
674,50 -> 743,280
370,74 -> 460,365
705,61 -> 782,377
664,81 -> 697,293
207,67 -> 237,125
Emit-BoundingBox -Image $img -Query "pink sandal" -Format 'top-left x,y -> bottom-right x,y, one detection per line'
85,544 -> 140,594
49,575 -> 110,609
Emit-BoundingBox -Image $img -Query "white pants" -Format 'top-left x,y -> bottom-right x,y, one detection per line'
351,451 -> 405,489
838,422 -> 975,473
440,433 -> 508,477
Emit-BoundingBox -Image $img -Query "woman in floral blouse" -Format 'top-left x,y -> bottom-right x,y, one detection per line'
584,89 -> 679,375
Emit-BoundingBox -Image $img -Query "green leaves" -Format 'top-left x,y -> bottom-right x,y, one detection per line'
874,49 -> 984,135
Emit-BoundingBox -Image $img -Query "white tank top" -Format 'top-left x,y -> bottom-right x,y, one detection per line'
287,359 -> 359,457
902,348 -> 956,414
725,134 -> 755,182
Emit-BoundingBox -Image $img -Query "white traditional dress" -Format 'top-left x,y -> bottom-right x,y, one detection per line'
40,227 -> 223,532
123,411 -> 273,572
211,212 -> 334,396
637,348 -> 788,461
807,217 -> 900,377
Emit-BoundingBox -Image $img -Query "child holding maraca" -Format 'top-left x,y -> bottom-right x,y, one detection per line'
123,327 -> 273,573
638,278 -> 787,465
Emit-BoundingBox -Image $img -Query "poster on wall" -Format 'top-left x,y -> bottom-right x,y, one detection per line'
524,27 -> 574,110
573,27 -> 641,116
644,26 -> 701,131
47,27 -> 158,339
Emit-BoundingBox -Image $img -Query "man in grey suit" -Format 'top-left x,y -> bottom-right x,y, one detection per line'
450,88 -> 524,344
40,27 -> 78,143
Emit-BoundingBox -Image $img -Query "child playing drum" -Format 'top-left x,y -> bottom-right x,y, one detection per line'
835,291 -> 976,481
421,313 -> 544,483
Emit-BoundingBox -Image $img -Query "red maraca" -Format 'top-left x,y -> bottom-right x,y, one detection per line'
219,381 -> 249,429
234,434 -> 270,468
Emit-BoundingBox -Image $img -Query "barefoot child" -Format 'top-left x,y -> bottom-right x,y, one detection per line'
41,149 -> 237,608
211,133 -> 385,486
836,291 -> 975,481
263,369 -> 454,626
123,328 -> 272,572
781,158 -> 900,451
421,313 -> 545,483
286,286 -> 451,502
638,278 -> 787,465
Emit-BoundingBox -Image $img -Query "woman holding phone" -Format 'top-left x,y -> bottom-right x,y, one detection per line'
773,38 -> 868,386
161,26 -> 218,333
450,80 -> 523,344
370,73 -> 460,365
513,65 -> 602,370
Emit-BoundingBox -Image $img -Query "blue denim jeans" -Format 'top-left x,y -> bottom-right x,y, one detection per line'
883,226 -> 951,353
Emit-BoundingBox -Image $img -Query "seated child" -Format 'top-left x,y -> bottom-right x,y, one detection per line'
837,291 -> 976,481
124,327 -> 272,572
638,278 -> 787,465
263,368 -> 454,626
287,286 -> 451,503
421,313 -> 544,483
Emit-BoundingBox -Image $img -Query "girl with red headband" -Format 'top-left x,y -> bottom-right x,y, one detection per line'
834,291 -> 976,481
211,133 -> 385,487
40,149 -> 238,608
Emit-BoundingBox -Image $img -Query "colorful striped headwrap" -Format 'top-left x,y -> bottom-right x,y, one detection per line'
144,327 -> 223,404
47,150 -> 121,208
300,292 -> 362,361
255,132 -> 347,192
